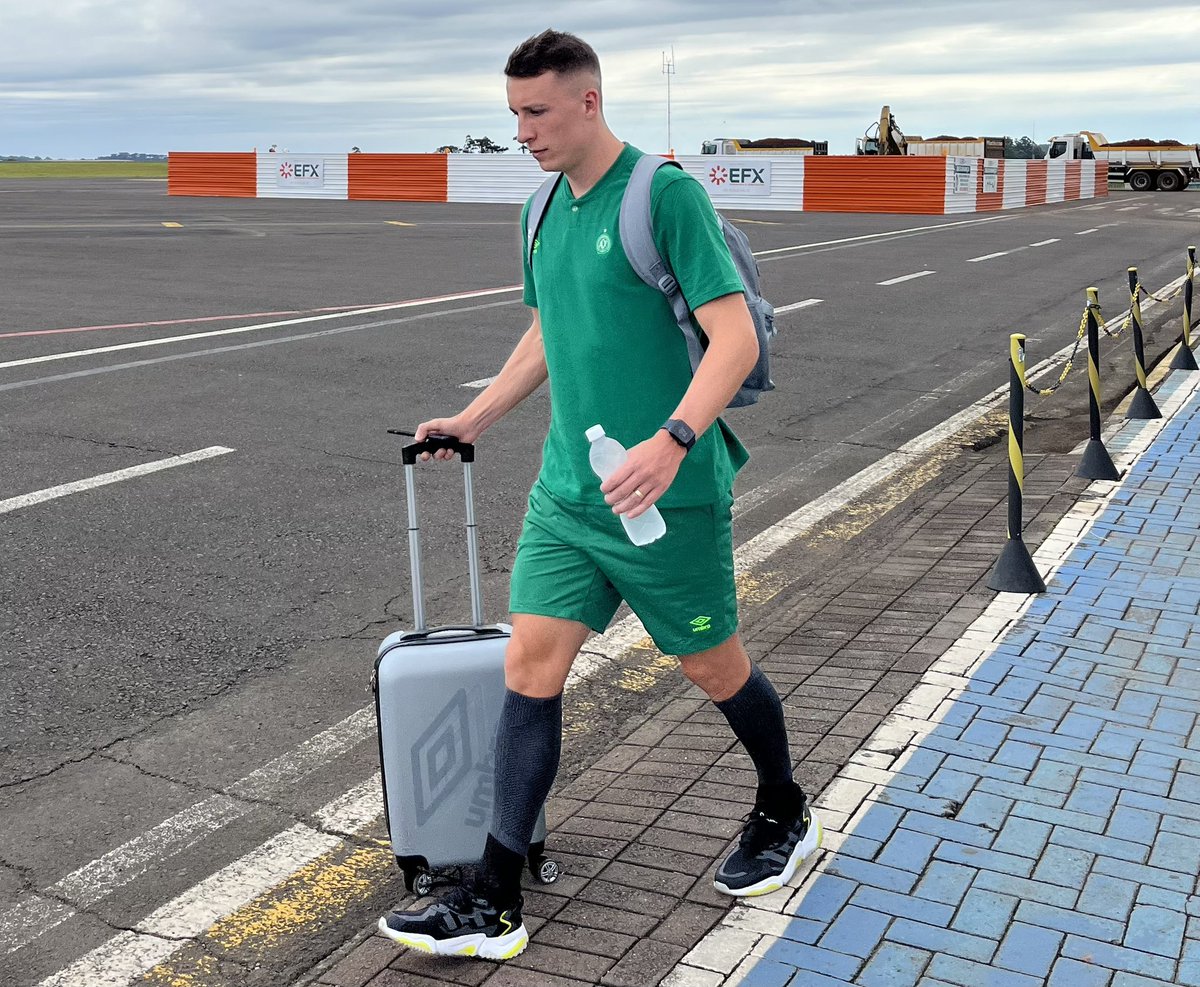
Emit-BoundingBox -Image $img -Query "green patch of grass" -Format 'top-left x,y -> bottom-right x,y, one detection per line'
0,161 -> 168,179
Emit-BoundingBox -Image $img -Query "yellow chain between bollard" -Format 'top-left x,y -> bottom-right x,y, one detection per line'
1025,301 -> 1095,397
1139,282 -> 1183,305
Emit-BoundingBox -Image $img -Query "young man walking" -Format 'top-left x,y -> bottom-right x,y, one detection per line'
379,29 -> 822,960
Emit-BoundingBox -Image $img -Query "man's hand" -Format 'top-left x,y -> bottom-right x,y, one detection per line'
600,430 -> 685,519
413,414 -> 480,461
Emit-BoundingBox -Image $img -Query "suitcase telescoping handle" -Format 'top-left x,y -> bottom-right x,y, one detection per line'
390,431 -> 483,632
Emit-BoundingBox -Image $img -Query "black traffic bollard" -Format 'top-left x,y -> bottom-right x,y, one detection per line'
1126,267 -> 1162,419
988,333 -> 1047,594
1078,287 -> 1121,480
1170,245 -> 1198,371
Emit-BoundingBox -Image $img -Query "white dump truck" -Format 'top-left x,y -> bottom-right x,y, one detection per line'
1044,131 -> 1200,191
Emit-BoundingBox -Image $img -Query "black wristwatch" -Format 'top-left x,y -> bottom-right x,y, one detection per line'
661,418 -> 696,453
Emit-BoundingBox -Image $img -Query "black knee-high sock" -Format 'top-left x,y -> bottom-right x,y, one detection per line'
479,689 -> 562,903
715,664 -> 803,813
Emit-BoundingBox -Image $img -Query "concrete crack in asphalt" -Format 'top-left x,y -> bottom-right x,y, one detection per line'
0,713 -> 173,791
0,664 -> 265,791
0,855 -> 38,896
93,750 -> 383,849
95,751 -> 301,822
37,432 -> 178,456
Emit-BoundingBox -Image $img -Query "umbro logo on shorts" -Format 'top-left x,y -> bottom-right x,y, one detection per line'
690,615 -> 712,633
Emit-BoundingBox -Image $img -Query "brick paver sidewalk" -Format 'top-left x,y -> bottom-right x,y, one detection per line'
309,367 -> 1199,987
667,368 -> 1200,987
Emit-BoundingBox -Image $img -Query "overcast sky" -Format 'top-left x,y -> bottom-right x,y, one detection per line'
2,1 -> 1198,159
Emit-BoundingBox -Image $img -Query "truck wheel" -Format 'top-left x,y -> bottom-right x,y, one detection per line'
1156,171 -> 1184,192
1128,171 -> 1154,192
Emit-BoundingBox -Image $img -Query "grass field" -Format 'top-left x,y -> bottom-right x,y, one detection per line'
0,161 -> 168,179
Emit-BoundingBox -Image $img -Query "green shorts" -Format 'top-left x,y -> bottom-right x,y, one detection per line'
509,481 -> 738,657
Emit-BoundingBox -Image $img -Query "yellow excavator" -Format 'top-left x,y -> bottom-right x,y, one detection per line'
855,106 -> 908,155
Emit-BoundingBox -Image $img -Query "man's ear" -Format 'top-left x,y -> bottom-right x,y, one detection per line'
580,79 -> 602,117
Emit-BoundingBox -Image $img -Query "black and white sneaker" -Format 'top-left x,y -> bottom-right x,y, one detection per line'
714,803 -> 823,897
378,884 -> 528,959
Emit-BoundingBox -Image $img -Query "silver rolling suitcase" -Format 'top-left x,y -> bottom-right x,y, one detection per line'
373,433 -> 560,896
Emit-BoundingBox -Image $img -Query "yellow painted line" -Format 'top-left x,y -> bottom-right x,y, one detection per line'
617,652 -> 677,693
209,843 -> 391,950
161,222 -> 183,228
141,841 -> 395,986
385,221 -> 415,227
563,697 -> 598,737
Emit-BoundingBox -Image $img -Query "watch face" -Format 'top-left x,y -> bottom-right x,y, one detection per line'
667,419 -> 695,449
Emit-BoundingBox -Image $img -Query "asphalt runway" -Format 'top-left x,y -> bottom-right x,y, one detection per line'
2,176 -> 1198,985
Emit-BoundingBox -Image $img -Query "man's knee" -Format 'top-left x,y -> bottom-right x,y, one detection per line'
678,632 -> 751,702
504,613 -> 591,697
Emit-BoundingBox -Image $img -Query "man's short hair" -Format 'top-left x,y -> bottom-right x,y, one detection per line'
505,30 -> 601,82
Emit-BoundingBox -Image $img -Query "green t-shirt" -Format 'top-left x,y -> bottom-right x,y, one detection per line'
521,144 -> 749,508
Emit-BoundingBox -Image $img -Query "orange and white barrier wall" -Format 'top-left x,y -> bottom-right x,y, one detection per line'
169,152 -> 1107,214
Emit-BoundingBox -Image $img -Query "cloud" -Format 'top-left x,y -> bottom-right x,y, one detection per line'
1,2 -> 1197,157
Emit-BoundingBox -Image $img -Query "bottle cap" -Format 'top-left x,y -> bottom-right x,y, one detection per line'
585,425 -> 606,442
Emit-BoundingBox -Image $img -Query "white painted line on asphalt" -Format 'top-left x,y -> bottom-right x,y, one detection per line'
2,300 -> 521,396
0,447 -> 234,516
966,251 -> 1011,263
1189,208 -> 1200,214
877,271 -> 934,286
462,375 -> 498,389
773,298 -> 823,314
312,773 -> 383,834
1076,228 -> 1101,235
0,286 -> 524,371
754,215 -> 1007,259
1029,238 -> 1061,247
1118,206 -> 1141,211
0,708 -> 375,954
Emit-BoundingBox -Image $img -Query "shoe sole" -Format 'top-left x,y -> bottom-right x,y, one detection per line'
376,917 -> 528,959
713,809 -> 825,898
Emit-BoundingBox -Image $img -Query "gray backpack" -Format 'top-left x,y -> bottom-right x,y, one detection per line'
525,155 -> 777,408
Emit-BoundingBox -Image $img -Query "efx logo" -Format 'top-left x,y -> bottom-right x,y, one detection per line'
277,158 -> 324,185
710,167 -> 765,186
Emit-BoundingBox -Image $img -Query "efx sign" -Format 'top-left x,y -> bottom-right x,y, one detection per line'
277,156 -> 325,186
703,158 -> 772,195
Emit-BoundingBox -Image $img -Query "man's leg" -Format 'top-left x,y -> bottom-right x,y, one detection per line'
379,613 -> 590,958
477,613 -> 592,902
679,632 -> 823,897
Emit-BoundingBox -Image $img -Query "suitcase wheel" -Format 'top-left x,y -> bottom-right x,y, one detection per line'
532,856 -> 561,885
397,856 -> 433,896
527,842 -> 561,885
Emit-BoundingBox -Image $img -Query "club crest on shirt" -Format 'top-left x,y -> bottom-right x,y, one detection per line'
595,230 -> 612,256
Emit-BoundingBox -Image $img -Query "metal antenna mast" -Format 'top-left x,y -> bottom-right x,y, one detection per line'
662,47 -> 675,153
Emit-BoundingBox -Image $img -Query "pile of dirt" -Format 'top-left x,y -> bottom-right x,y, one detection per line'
1099,138 -> 1187,147
738,137 -> 817,148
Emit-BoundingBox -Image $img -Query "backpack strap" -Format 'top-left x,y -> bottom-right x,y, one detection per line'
525,173 -> 562,272
618,156 -> 707,374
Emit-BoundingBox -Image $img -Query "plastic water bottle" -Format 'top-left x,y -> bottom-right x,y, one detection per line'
586,425 -> 667,546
